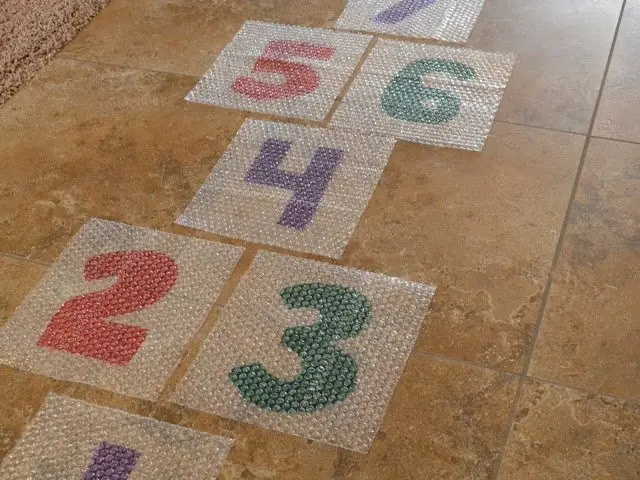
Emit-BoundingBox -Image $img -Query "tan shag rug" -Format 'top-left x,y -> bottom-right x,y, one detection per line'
0,0 -> 109,106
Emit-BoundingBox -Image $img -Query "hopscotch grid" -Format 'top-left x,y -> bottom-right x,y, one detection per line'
0,0 -> 526,471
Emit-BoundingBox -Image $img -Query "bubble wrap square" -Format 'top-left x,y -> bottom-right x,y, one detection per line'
0,393 -> 233,479
171,251 -> 435,451
185,21 -> 372,121
176,120 -> 396,259
335,0 -> 485,43
0,219 -> 244,400
330,40 -> 516,151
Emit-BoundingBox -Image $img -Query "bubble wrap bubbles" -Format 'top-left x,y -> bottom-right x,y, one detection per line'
171,251 -> 435,451
177,120 -> 396,259
0,393 -> 233,479
335,0 -> 486,43
330,40 -> 516,151
0,218 -> 244,400
185,21 -> 372,121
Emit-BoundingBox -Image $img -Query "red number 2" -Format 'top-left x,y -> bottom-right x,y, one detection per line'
37,251 -> 179,366
232,40 -> 336,100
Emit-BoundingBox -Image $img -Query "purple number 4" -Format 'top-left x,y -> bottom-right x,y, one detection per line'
83,442 -> 140,480
373,0 -> 437,24
245,138 -> 344,230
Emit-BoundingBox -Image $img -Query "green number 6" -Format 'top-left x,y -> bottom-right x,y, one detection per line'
381,58 -> 476,125
230,283 -> 372,413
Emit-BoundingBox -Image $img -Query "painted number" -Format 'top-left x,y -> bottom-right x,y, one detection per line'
37,251 -> 179,366
374,0 -> 436,24
381,58 -> 476,124
230,283 -> 371,413
232,40 -> 336,100
84,442 -> 140,480
245,138 -> 344,230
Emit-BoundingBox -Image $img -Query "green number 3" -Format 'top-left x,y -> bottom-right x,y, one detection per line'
381,58 -> 476,125
229,283 -> 372,413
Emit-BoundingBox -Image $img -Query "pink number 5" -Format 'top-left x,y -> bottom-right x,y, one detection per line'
232,40 -> 335,100
37,251 -> 179,366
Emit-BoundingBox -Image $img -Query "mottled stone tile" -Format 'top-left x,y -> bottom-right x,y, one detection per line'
333,354 -> 518,480
530,138 -> 640,398
62,0 -> 346,76
594,1 -> 640,142
469,0 -> 622,133
0,256 -> 46,325
499,379 -> 640,479
0,58 -> 245,262
346,122 -> 583,372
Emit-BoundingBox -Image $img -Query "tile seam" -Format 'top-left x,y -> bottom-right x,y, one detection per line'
0,251 -> 50,267
55,53 -> 201,79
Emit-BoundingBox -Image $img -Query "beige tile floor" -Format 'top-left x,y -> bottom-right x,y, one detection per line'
0,0 -> 639,478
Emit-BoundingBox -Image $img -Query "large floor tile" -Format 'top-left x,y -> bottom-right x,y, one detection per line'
0,58 -> 245,262
469,0 -> 622,134
333,354 -> 518,479
594,1 -> 640,142
499,379 -> 640,479
62,0 -> 346,76
345,122 -> 583,372
530,139 -> 640,398
155,354 -> 517,479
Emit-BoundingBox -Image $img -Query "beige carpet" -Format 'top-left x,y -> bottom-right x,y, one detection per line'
0,0 -> 109,106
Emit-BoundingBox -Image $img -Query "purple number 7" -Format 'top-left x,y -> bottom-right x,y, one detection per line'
373,0 -> 437,24
245,138 -> 344,230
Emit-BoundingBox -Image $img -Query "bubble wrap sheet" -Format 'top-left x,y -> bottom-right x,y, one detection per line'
0,393 -> 233,479
186,21 -> 372,121
335,0 -> 485,42
0,219 -> 243,400
330,40 -> 516,151
176,120 -> 396,258
171,251 -> 435,451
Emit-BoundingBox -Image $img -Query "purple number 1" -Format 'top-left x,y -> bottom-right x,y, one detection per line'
83,442 -> 140,480
373,0 -> 437,24
245,138 -> 344,230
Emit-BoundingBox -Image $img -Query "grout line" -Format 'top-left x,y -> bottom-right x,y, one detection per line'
591,134 -> 640,146
154,248 -> 257,404
526,375 -> 640,405
0,251 -> 51,267
413,350 -> 518,378
494,119 -> 585,137
493,1 -> 628,477
55,53 -> 201,79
